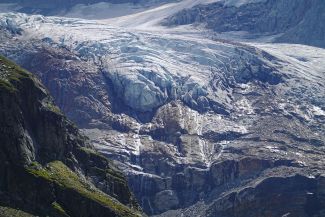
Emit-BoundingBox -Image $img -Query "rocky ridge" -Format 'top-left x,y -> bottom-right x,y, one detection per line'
0,3 -> 325,217
0,56 -> 142,217
163,0 -> 325,48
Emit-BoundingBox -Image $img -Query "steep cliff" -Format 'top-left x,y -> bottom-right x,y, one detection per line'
0,56 -> 142,217
0,3 -> 325,216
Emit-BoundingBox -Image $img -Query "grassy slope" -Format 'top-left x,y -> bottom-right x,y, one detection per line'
0,56 -> 141,217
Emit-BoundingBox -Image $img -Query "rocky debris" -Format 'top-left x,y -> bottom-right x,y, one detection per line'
156,171 -> 325,217
276,0 -> 325,48
163,0 -> 325,48
0,10 -> 325,217
0,56 -> 142,217
85,97 -> 325,215
206,174 -> 325,217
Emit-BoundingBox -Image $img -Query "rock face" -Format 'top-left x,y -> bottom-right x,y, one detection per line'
0,56 -> 141,217
163,0 -> 325,48
0,206 -> 36,217
157,173 -> 325,217
0,5 -> 325,217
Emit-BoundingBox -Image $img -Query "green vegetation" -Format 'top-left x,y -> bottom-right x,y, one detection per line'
0,79 -> 15,92
0,56 -> 140,217
78,147 -> 127,184
43,100 -> 62,114
47,161 -> 138,217
26,161 -> 52,180
105,167 -> 127,184
0,56 -> 63,115
0,56 -> 32,92
79,146 -> 98,155
51,202 -> 68,216
26,161 -> 140,217
0,206 -> 36,217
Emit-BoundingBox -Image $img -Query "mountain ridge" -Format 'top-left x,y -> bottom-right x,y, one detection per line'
163,0 -> 325,48
0,0 -> 324,216
0,55 -> 142,217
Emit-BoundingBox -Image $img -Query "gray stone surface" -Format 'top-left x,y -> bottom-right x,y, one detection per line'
0,4 -> 324,216
163,0 -> 325,48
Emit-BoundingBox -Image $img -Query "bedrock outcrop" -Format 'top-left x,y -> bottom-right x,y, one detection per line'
0,11 -> 325,216
0,56 -> 142,217
163,0 -> 325,48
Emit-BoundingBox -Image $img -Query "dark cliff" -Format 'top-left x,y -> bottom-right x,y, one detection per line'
0,56 -> 142,217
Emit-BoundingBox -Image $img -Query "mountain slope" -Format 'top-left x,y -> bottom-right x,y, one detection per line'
0,1 -> 325,216
163,0 -> 325,48
0,0 -> 176,18
0,56 -> 141,217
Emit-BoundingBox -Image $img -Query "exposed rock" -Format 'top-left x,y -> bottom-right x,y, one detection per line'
0,56 -> 142,217
0,8 -> 325,217
156,172 -> 325,217
206,174 -> 325,217
163,0 -> 325,48
154,190 -> 179,212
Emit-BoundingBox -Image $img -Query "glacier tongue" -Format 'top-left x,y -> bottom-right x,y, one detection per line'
0,13 -> 284,114
0,5 -> 325,216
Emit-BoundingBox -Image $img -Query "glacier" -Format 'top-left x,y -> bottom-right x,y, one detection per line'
0,0 -> 325,216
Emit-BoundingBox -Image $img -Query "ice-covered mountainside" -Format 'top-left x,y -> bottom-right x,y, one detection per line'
0,0 -> 325,216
